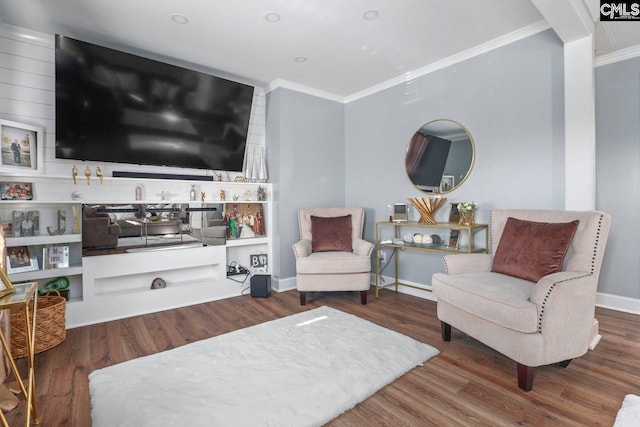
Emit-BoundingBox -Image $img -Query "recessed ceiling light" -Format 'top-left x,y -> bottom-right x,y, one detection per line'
294,56 -> 307,63
363,9 -> 379,20
171,14 -> 189,24
265,12 -> 281,23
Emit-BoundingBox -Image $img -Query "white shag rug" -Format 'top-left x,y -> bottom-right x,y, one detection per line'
613,394 -> 640,427
89,306 -> 439,427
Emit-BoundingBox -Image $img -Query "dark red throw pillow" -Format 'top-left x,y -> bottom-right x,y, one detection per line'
311,215 -> 353,253
492,217 -> 579,282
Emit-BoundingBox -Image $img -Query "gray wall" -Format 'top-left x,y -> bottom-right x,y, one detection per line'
267,88 -> 345,281
344,29 -> 565,286
595,58 -> 640,299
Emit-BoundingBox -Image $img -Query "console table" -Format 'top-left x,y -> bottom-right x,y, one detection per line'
374,221 -> 488,296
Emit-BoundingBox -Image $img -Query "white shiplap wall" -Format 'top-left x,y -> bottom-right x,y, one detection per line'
0,24 -> 266,180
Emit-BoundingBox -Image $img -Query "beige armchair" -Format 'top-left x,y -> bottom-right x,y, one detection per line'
432,209 -> 611,391
293,208 -> 374,305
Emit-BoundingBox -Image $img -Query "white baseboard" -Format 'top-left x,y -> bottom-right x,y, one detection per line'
596,292 -> 640,316
281,275 -> 640,317
273,276 -> 296,293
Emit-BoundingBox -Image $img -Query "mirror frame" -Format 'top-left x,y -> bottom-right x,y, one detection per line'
405,119 -> 476,194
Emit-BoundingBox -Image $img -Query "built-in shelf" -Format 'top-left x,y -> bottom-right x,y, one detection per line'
6,234 -> 82,247
225,237 -> 269,247
10,266 -> 83,282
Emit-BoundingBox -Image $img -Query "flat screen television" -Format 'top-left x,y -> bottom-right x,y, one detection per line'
55,35 -> 254,172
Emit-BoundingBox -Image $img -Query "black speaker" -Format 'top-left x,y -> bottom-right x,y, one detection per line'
250,275 -> 271,298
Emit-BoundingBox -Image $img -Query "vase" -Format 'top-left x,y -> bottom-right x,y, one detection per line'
459,210 -> 475,225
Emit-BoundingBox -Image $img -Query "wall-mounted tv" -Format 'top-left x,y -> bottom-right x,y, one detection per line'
55,35 -> 254,172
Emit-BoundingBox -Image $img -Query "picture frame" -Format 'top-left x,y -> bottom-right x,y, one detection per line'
0,182 -> 34,201
448,229 -> 460,248
6,245 -> 39,274
225,203 -> 266,239
449,203 -> 460,224
44,245 -> 70,269
440,175 -> 454,192
0,119 -> 44,175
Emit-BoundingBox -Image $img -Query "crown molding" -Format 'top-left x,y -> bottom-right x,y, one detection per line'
268,20 -> 551,105
595,44 -> 640,67
344,20 -> 551,103
0,23 -> 52,46
266,79 -> 345,103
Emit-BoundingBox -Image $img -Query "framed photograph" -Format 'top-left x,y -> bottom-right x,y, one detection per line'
6,245 -> 39,274
449,203 -> 460,224
0,181 -> 34,200
44,245 -> 70,269
0,119 -> 44,175
225,203 -> 266,239
440,175 -> 454,192
448,229 -> 460,248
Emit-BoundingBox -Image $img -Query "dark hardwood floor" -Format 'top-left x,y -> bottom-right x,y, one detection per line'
4,289 -> 639,426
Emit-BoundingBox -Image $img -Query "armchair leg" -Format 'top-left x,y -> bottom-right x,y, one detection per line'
299,292 -> 306,305
556,359 -> 572,368
360,291 -> 367,305
517,363 -> 535,391
441,322 -> 452,341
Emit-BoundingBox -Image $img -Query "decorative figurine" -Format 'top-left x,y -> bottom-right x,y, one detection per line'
244,190 -> 252,201
201,192 -> 206,202
218,173 -> 223,182
220,189 -> 226,201
233,195 -> 240,201
257,186 -> 266,201
85,166 -> 92,185
72,165 -> 78,184
96,166 -> 104,184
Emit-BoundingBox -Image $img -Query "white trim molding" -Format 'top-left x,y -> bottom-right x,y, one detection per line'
595,43 -> 640,67
597,292 -> 640,316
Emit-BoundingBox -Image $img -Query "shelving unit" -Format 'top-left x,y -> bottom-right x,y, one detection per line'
2,201 -> 83,300
1,176 -> 273,328
374,221 -> 488,296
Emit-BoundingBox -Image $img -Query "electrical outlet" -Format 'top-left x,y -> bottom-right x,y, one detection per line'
378,250 -> 386,263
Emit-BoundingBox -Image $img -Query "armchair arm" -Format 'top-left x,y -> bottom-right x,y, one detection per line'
292,239 -> 312,259
443,253 -> 492,274
528,271 -> 596,356
353,238 -> 374,257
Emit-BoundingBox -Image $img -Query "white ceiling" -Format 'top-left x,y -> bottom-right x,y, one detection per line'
1,0 -> 640,100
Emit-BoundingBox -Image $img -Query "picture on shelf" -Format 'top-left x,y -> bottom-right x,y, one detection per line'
448,229 -> 460,248
225,203 -> 266,239
0,181 -> 34,200
449,203 -> 460,224
6,245 -> 39,274
0,119 -> 43,175
44,245 -> 70,269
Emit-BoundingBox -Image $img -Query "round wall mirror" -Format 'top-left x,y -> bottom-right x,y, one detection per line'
405,119 -> 475,194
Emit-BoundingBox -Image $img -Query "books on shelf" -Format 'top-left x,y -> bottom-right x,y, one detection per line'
6,245 -> 39,274
43,245 -> 70,269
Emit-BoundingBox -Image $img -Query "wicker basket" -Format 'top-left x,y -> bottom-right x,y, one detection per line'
9,290 -> 67,359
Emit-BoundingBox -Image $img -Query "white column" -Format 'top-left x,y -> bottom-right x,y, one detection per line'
564,36 -> 596,210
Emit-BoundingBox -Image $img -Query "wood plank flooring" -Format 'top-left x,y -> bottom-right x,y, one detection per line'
4,289 -> 639,426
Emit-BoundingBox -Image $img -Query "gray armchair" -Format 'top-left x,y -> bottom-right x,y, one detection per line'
293,208 -> 374,305
432,209 -> 611,391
